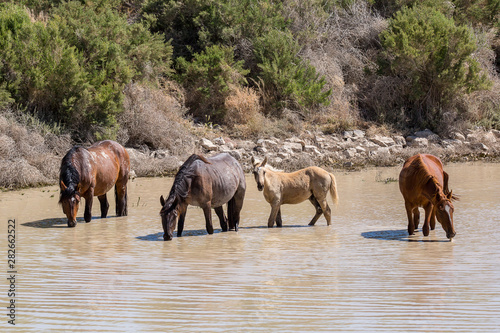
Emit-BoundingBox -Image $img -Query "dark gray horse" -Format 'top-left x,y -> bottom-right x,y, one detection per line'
160,153 -> 246,241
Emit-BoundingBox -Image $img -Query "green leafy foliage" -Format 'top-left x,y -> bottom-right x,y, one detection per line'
254,30 -> 331,113
142,0 -> 287,60
0,2 -> 171,138
379,5 -> 491,127
177,45 -> 249,122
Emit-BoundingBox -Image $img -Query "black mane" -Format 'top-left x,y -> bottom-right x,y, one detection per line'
161,154 -> 209,214
59,146 -> 82,203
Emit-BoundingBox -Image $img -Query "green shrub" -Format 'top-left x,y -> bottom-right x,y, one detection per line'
253,30 -> 331,113
379,5 -> 490,127
177,45 -> 249,122
142,0 -> 286,60
0,2 -> 171,139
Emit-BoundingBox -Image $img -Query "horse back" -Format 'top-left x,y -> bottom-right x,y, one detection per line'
190,153 -> 245,208
399,154 -> 445,204
86,140 -> 130,196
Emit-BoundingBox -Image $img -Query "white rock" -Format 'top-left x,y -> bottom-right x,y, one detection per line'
200,138 -> 218,151
371,135 -> 395,147
450,132 -> 466,141
407,137 -> 429,148
213,137 -> 225,145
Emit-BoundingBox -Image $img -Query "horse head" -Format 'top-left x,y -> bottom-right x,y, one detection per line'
431,190 -> 456,240
59,180 -> 81,227
251,156 -> 267,191
160,195 -> 179,241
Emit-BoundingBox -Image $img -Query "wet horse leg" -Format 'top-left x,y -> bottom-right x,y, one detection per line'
430,211 -> 436,230
268,202 -> 280,228
308,195 -> 323,226
405,201 -> 415,235
413,207 -> 420,230
98,194 -> 109,218
317,197 -> 331,225
177,205 -> 187,237
84,189 -> 94,223
422,202 -> 433,236
202,204 -> 214,235
115,182 -> 128,216
228,185 -> 245,232
276,208 -> 283,227
215,206 -> 228,232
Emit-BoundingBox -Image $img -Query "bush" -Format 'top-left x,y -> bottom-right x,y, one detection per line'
177,45 -> 249,122
253,29 -> 331,114
142,0 -> 286,60
0,2 -> 171,140
118,82 -> 196,154
379,5 -> 491,128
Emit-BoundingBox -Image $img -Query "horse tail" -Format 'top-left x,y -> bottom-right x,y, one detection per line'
329,173 -> 339,205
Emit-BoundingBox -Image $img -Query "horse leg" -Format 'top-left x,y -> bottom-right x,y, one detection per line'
215,206 -> 228,232
98,194 -> 109,218
308,196 -> 323,226
405,202 -> 415,235
413,207 -> 420,230
275,207 -> 283,227
84,190 -> 94,223
317,198 -> 332,225
115,183 -> 128,217
423,202 -> 433,237
430,211 -> 436,230
228,184 -> 245,232
177,205 -> 187,237
202,205 -> 214,235
268,203 -> 280,228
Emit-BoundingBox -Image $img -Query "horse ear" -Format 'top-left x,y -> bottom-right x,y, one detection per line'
60,180 -> 67,191
251,156 -> 256,166
262,156 -> 268,167
160,195 -> 166,207
447,190 -> 453,200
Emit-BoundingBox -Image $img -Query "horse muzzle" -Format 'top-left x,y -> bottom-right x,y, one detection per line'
67,220 -> 77,228
447,231 -> 456,239
257,184 -> 264,191
163,233 -> 173,241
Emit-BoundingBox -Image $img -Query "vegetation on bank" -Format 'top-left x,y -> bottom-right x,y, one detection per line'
0,0 -> 499,189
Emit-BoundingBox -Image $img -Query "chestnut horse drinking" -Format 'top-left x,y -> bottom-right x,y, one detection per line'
159,153 -> 246,241
251,156 -> 339,227
399,154 -> 457,239
59,140 -> 130,227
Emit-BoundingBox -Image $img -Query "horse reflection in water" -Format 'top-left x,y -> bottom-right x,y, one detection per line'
59,140 -> 130,227
252,156 -> 339,227
399,154 -> 458,240
160,153 -> 246,241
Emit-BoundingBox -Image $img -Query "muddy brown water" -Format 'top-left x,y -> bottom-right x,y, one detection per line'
1,163 -> 499,332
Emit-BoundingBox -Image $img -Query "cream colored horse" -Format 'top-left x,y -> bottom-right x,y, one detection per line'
251,156 -> 339,227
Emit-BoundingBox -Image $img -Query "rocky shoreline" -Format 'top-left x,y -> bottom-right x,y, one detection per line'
126,128 -> 500,178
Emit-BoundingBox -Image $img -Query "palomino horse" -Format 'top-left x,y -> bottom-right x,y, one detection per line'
160,153 -> 246,241
59,140 -> 130,227
399,154 -> 457,239
251,156 -> 338,227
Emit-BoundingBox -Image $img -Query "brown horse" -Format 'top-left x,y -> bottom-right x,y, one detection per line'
160,153 -> 246,241
251,156 -> 338,227
399,154 -> 457,239
59,140 -> 130,227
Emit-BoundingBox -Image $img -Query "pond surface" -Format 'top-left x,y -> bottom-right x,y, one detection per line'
1,162 -> 499,332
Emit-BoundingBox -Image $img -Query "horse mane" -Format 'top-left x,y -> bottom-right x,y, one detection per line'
409,155 -> 444,196
161,154 -> 209,214
261,164 -> 283,173
59,146 -> 82,203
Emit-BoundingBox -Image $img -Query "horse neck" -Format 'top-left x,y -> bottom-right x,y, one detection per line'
424,177 -> 445,203
61,153 -> 82,189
